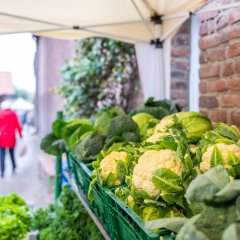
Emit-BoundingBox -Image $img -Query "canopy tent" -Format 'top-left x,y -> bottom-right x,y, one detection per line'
0,0 -> 238,100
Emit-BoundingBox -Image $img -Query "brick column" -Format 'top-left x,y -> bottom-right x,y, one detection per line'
171,20 -> 191,110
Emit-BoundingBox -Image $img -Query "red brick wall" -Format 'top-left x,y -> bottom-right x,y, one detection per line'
199,1 -> 240,125
171,20 -> 191,110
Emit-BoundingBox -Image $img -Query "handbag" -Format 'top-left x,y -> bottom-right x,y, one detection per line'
19,145 -> 27,157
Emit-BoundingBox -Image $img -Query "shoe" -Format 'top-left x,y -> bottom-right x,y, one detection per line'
0,173 -> 4,178
13,167 -> 17,175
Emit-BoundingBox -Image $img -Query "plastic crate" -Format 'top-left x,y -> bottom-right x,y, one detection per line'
68,154 -> 176,240
104,188 -> 175,240
90,182 -> 175,239
68,154 -> 92,196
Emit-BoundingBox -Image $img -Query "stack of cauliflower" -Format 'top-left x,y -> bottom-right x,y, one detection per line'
90,110 -> 240,222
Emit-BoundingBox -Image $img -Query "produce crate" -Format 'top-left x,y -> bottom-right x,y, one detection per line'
104,188 -> 175,240
67,153 -> 92,196
68,154 -> 176,240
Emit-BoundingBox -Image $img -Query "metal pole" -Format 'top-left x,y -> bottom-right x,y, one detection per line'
55,111 -> 63,201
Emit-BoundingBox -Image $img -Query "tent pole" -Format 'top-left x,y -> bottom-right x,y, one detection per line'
55,111 -> 63,201
130,0 -> 155,39
0,11 -> 64,27
155,22 -> 166,99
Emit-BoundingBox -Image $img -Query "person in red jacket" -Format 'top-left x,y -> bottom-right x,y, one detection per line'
0,102 -> 22,178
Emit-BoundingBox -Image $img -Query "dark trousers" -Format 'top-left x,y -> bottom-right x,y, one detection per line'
0,148 -> 16,176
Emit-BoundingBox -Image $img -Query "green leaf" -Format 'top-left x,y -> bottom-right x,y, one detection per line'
103,172 -> 118,187
145,217 -> 188,232
215,122 -> 240,142
159,140 -> 177,151
210,145 -> 224,168
233,163 -> 240,178
141,206 -> 168,221
222,223 -> 240,240
182,153 -> 193,181
227,151 -> 240,165
116,162 -> 126,183
185,166 -> 230,203
152,168 -> 183,193
209,180 -> 240,204
176,215 -> 209,240
52,119 -> 66,138
68,124 -> 95,149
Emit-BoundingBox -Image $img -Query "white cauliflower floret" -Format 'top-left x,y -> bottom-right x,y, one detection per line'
200,143 -> 240,172
146,116 -> 174,143
100,151 -> 128,185
132,150 -> 182,197
146,132 -> 169,143
154,116 -> 174,133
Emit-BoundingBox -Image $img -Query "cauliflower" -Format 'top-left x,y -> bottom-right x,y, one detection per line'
146,116 -> 174,143
154,116 -> 175,133
132,149 -> 182,197
200,143 -> 240,172
99,151 -> 128,186
146,132 -> 169,143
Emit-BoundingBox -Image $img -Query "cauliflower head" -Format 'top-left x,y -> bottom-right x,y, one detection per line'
146,132 -> 169,143
132,149 -> 182,197
154,116 -> 175,133
146,115 -> 174,143
200,143 -> 240,172
99,151 -> 128,186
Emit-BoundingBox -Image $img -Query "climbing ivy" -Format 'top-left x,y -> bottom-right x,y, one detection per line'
59,38 -> 139,119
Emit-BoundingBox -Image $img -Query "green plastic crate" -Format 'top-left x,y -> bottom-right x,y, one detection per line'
104,188 -> 175,240
68,155 -> 176,240
68,154 -> 92,196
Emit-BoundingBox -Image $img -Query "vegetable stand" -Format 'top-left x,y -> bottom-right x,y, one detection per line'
41,101 -> 240,240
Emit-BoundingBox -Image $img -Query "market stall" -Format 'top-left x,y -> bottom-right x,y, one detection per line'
2,1 -> 240,239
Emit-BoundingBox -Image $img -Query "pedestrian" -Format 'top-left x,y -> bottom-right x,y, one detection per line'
0,101 -> 22,178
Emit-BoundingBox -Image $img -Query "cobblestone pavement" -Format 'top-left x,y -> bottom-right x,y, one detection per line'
0,134 -> 54,208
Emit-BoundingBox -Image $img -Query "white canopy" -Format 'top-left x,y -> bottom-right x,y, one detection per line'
0,0 -> 204,42
0,0 -> 206,100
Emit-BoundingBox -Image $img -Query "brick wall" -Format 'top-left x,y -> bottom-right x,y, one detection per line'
199,0 -> 240,125
171,20 -> 191,110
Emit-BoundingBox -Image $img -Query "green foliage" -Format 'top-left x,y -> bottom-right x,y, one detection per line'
175,112 -> 212,142
59,38 -> 138,119
40,133 -> 65,156
177,166 -> 240,240
152,168 -> 184,193
73,133 -> 106,163
185,166 -> 230,204
214,123 -> 240,142
130,98 -> 181,119
31,186 -> 103,240
0,193 -> 30,240
107,115 -> 140,143
132,112 -> 156,137
94,107 -> 126,135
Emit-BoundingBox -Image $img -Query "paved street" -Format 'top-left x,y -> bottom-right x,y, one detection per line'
0,134 -> 54,208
